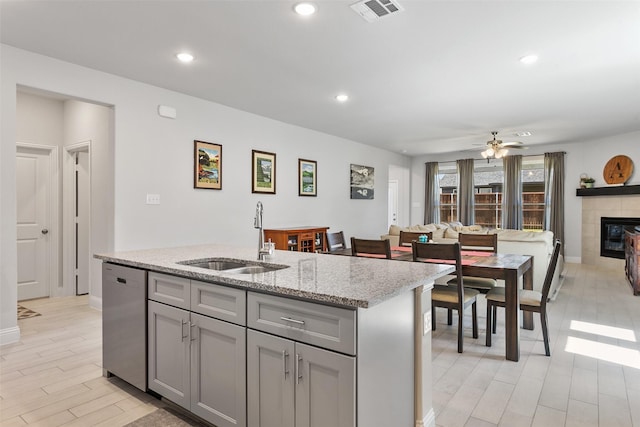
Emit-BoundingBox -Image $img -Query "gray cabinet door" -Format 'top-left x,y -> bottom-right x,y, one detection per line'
247,329 -> 295,427
190,313 -> 246,427
148,300 -> 190,409
295,343 -> 355,427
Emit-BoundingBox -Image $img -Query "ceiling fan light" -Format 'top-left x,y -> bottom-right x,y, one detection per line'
486,147 -> 495,157
481,151 -> 488,159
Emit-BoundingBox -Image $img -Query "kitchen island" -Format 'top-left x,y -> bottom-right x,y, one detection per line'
95,244 -> 454,427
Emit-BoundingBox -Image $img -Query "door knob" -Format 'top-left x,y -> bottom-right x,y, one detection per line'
41,229 -> 49,235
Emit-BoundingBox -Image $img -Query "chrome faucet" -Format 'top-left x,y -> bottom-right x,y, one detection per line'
254,201 -> 273,260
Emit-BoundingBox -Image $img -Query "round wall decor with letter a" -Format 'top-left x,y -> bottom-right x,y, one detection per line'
603,155 -> 633,185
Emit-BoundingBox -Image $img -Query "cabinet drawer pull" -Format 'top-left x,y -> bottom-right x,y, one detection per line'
296,354 -> 302,384
280,316 -> 305,325
282,350 -> 289,379
116,277 -> 127,284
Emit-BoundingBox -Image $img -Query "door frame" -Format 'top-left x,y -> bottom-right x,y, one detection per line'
63,141 -> 92,298
16,142 -> 60,298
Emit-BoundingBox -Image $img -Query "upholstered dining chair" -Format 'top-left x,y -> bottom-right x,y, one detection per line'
351,237 -> 392,259
485,240 -> 562,356
326,231 -> 347,252
412,241 -> 479,353
447,233 -> 499,293
399,231 -> 433,247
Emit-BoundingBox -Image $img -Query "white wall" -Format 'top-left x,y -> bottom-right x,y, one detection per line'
0,45 -> 410,344
409,132 -> 640,262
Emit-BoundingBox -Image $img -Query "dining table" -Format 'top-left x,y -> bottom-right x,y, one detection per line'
329,245 -> 533,362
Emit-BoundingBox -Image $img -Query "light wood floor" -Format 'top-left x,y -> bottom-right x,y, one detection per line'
1,262 -> 639,426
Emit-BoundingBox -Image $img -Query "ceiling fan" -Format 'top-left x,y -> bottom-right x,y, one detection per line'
480,131 -> 526,161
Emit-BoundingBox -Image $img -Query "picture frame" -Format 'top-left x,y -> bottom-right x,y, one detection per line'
194,140 -> 222,190
298,158 -> 317,196
252,149 -> 276,194
350,164 -> 375,199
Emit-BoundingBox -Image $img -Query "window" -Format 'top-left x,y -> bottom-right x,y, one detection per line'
522,156 -> 544,231
438,162 -> 457,223
436,156 -> 544,229
473,161 -> 503,228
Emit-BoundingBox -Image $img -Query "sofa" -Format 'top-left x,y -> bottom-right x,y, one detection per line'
381,223 -> 564,297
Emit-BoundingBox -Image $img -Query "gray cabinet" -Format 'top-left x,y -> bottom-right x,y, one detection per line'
148,279 -> 247,427
247,301 -> 356,427
190,312 -> 246,427
148,300 -> 190,407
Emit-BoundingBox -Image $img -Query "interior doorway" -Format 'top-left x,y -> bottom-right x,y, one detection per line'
388,180 -> 399,229
65,142 -> 91,296
16,144 -> 59,301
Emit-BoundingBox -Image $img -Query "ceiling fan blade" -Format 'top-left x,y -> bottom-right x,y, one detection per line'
501,141 -> 524,147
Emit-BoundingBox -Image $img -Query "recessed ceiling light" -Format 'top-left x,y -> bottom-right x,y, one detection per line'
335,94 -> 349,102
519,54 -> 538,65
176,52 -> 195,63
294,2 -> 317,16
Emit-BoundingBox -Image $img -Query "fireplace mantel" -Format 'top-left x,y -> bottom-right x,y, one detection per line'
576,184 -> 640,197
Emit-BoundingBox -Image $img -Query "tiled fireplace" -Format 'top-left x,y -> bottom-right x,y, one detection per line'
581,194 -> 640,268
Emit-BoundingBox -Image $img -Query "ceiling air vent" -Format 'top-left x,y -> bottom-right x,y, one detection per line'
351,0 -> 404,23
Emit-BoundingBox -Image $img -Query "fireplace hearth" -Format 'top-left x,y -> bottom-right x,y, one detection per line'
601,217 -> 640,259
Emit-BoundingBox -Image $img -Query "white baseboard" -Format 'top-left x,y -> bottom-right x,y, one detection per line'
89,295 -> 102,311
416,408 -> 436,427
0,326 -> 21,346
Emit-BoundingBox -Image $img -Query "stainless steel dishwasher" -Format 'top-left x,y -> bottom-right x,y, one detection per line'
102,262 -> 147,391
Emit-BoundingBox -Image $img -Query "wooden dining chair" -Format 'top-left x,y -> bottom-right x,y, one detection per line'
447,233 -> 499,293
399,231 -> 433,246
485,240 -> 562,356
326,231 -> 347,252
412,241 -> 479,353
351,237 -> 392,259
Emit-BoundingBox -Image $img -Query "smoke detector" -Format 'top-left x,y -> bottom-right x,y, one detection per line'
351,0 -> 404,22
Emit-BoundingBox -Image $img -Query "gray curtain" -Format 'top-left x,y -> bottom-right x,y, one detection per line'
502,155 -> 523,229
424,162 -> 440,224
456,159 -> 475,225
544,152 -> 565,253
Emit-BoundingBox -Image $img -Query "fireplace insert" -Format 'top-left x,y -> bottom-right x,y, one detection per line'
601,217 -> 640,259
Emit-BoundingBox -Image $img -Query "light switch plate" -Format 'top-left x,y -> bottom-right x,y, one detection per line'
146,194 -> 160,205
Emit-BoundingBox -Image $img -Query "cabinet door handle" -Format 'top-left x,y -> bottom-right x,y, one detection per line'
280,316 -> 305,326
190,321 -> 197,341
296,354 -> 302,384
282,350 -> 289,379
181,319 -> 188,342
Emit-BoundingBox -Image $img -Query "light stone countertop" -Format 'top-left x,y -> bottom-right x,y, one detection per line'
94,243 -> 454,308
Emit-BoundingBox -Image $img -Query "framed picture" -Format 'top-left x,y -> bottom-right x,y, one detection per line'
350,164 -> 374,199
298,158 -> 317,196
252,150 -> 276,194
194,140 -> 222,189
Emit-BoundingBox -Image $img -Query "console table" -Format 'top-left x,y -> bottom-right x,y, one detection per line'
264,226 -> 329,253
625,228 -> 640,295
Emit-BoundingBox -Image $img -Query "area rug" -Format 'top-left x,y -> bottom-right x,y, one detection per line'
17,305 -> 41,320
124,406 -> 208,427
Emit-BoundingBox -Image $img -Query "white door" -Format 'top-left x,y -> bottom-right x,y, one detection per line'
16,147 -> 51,300
388,180 -> 399,229
76,151 -> 90,295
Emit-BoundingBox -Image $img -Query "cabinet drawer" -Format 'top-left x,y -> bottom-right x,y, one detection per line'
300,232 -> 314,240
148,272 -> 190,309
247,292 -> 356,355
191,281 -> 246,326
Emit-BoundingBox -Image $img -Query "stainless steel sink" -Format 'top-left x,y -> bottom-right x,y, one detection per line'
223,265 -> 281,274
184,260 -> 247,270
178,258 -> 288,274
